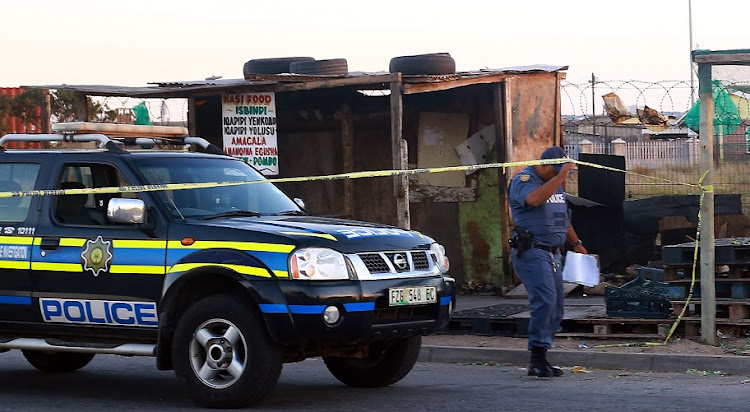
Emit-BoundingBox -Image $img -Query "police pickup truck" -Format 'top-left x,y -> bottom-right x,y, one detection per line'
0,123 -> 455,408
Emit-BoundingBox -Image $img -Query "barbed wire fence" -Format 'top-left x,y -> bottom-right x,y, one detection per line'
561,76 -> 750,213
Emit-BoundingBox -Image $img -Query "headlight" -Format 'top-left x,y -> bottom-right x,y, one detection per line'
290,248 -> 350,280
430,243 -> 450,274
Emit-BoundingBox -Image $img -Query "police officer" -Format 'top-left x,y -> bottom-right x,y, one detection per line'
508,146 -> 587,378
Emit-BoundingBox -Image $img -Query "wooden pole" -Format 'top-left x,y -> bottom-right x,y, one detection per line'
340,104 -> 354,217
698,62 -> 716,345
74,92 -> 88,122
390,75 -> 409,229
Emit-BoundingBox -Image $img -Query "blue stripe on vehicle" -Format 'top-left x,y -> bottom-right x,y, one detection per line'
258,304 -> 287,313
0,295 -> 32,305
288,305 -> 326,314
112,248 -> 166,266
440,296 -> 452,306
343,302 -> 375,312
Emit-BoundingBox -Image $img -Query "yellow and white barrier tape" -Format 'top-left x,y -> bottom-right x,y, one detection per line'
0,155 -> 711,348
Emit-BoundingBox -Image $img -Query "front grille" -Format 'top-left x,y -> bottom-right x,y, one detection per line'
359,253 -> 389,273
358,251 -> 432,274
412,252 -> 429,270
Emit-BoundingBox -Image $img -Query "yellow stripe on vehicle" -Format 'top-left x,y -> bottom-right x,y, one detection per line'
0,236 -> 33,245
0,260 -> 31,270
112,240 -> 168,249
109,265 -> 166,275
280,231 -> 337,241
31,262 -> 83,272
167,240 -> 294,253
32,238 -> 86,247
169,263 -> 273,277
273,270 -> 289,278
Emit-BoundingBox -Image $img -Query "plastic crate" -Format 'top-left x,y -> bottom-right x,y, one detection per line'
605,274 -> 672,319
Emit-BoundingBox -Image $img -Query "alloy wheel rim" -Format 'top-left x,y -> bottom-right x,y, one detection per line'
189,318 -> 248,389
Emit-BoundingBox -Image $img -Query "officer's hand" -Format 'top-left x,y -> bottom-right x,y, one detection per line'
559,162 -> 577,176
574,243 -> 588,254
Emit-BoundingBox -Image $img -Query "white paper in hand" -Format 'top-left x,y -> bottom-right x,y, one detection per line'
562,252 -> 600,287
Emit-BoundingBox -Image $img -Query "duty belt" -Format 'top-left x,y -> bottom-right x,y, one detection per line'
533,244 -> 562,254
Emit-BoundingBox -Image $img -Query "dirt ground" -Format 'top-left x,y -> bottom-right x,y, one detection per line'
423,334 -> 750,356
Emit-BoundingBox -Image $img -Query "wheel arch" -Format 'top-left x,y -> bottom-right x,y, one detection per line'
155,267 -> 269,371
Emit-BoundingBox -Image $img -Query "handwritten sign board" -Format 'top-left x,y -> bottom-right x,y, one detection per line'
222,93 -> 278,175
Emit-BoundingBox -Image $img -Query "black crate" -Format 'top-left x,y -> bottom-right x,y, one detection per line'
605,295 -> 672,319
605,274 -> 672,319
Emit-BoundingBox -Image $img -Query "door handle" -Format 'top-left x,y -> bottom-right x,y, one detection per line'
39,238 -> 61,250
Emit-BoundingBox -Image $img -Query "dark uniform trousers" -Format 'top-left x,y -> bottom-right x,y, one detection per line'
511,247 -> 564,350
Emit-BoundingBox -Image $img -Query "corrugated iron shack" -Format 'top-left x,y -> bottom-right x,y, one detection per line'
30,64 -> 567,290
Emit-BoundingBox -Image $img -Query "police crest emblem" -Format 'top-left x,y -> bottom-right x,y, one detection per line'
81,236 -> 113,277
520,174 -> 530,182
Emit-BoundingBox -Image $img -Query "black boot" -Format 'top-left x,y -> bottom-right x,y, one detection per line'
527,346 -> 554,377
546,360 -> 564,377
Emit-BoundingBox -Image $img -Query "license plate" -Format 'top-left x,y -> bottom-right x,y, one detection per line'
389,286 -> 437,306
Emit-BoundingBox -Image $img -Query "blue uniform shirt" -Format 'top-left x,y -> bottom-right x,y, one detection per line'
508,166 -> 569,247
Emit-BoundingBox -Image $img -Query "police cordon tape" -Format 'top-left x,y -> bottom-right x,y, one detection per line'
0,157 -> 706,199
0,156 -> 711,347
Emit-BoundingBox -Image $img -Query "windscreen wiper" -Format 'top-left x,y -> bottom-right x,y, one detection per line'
200,210 -> 262,220
274,210 -> 307,216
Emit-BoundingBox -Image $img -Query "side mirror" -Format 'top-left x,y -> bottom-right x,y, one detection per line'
108,198 -> 147,224
293,197 -> 306,210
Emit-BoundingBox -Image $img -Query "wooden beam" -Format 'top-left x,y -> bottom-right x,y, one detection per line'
403,73 -> 510,95
409,185 -> 476,203
390,76 -> 410,229
41,90 -> 51,133
187,97 -> 197,137
495,81 -> 513,281
693,52 -> 750,65
698,63 -> 716,345
74,92 -> 88,122
340,104 -> 355,217
554,72 -> 562,146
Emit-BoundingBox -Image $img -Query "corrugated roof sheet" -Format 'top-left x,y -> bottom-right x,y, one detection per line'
23,65 -> 567,99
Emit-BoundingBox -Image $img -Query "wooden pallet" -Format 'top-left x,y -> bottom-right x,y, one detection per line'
672,299 -> 750,320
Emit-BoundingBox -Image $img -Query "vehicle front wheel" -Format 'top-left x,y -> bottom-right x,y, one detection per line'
171,293 -> 283,409
323,336 -> 421,387
22,350 -> 94,373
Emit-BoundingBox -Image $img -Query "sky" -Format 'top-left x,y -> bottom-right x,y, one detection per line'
2,0 -> 748,99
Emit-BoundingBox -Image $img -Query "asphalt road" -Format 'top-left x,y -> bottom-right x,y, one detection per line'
0,350 -> 748,411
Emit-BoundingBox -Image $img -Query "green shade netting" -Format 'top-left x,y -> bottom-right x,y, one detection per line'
684,80 -> 741,135
132,102 -> 152,126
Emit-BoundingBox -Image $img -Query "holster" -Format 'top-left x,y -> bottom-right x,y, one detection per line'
509,225 -> 533,257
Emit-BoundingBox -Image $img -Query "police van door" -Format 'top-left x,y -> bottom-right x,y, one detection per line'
0,161 -> 42,323
31,162 -> 167,335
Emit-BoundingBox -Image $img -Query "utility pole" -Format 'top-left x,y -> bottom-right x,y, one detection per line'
689,0 -> 696,104
591,73 -> 596,136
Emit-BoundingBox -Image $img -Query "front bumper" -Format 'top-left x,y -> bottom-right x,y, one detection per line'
259,276 -> 456,345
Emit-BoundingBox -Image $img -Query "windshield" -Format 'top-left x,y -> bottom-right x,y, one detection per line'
134,157 -> 301,218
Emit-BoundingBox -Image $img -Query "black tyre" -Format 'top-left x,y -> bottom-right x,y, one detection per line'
171,293 -> 283,408
389,53 -> 456,75
243,57 -> 315,75
323,336 -> 421,387
22,350 -> 95,373
290,58 -> 348,75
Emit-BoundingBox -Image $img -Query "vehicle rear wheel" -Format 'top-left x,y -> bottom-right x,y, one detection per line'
22,350 -> 95,373
323,336 -> 421,387
171,293 -> 283,408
